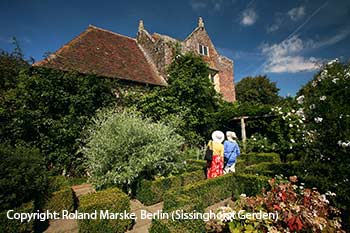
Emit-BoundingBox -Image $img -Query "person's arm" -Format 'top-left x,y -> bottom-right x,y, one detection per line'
223,141 -> 229,158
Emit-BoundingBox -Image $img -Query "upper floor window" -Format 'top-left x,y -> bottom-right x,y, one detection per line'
198,44 -> 209,56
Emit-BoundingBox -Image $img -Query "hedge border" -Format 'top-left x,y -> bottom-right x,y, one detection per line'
150,173 -> 270,233
78,187 -> 132,233
136,169 -> 206,205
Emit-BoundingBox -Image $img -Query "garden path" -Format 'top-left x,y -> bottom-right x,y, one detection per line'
126,200 -> 164,233
44,184 -> 232,233
44,184 -> 95,233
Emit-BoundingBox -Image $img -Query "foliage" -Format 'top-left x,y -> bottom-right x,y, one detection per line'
267,105 -> 305,160
236,75 -> 280,105
207,176 -> 344,232
44,187 -> 74,212
0,67 -> 119,175
136,52 -> 220,145
78,188 -> 132,233
245,134 -> 276,153
0,47 -> 29,95
297,60 -> 350,209
82,108 -> 185,191
0,143 -> 48,211
0,201 -> 35,233
136,169 -> 206,205
240,152 -> 280,165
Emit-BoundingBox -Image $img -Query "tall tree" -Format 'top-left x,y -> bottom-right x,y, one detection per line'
236,75 -> 280,105
137,52 -> 220,145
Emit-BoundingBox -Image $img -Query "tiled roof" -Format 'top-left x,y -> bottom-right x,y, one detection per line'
33,25 -> 166,86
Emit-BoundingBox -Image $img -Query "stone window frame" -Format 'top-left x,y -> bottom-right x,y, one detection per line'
198,44 -> 209,56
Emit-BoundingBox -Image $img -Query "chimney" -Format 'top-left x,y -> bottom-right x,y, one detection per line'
198,17 -> 204,28
138,19 -> 144,31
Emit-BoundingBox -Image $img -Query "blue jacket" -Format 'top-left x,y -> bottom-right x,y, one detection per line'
224,140 -> 240,167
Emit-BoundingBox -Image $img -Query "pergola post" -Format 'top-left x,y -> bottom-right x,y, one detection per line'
241,117 -> 247,153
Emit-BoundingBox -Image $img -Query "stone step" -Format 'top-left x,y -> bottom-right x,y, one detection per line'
71,184 -> 95,197
44,219 -> 78,233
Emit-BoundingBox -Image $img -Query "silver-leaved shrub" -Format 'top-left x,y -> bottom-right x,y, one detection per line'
81,108 -> 185,191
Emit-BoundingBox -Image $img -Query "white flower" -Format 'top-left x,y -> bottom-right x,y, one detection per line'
240,193 -> 246,198
296,95 -> 304,104
290,139 -> 295,143
296,108 -> 304,117
320,96 -> 327,101
309,104 -> 316,110
332,78 -> 339,83
289,124 -> 293,128
312,81 -> 317,87
314,117 -> 323,123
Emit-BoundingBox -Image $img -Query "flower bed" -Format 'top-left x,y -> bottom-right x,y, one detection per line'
206,176 -> 344,232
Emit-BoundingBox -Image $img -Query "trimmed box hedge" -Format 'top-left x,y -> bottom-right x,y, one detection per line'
44,187 -> 74,213
243,161 -> 301,177
0,201 -> 35,233
240,152 -> 280,165
136,176 -> 181,206
151,173 -> 270,233
136,169 -> 206,205
48,176 -> 88,193
185,159 -> 206,168
78,188 -> 132,233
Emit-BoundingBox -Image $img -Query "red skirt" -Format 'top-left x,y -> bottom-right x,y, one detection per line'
207,155 -> 223,179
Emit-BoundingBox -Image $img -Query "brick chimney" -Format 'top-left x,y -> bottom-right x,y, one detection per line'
138,19 -> 144,32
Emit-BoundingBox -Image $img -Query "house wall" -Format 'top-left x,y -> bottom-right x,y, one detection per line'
137,24 -> 236,102
182,27 -> 235,102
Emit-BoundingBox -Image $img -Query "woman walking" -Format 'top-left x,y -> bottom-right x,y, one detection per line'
223,131 -> 240,174
206,130 -> 224,179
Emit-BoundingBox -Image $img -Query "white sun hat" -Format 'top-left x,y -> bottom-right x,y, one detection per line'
226,131 -> 238,140
211,130 -> 224,143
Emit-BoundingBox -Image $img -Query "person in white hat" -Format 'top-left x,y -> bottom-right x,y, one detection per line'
223,131 -> 240,174
206,130 -> 224,179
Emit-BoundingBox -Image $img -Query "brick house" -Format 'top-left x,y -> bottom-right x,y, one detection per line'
34,17 -> 236,102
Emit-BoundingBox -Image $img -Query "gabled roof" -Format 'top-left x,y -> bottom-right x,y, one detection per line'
33,25 -> 166,86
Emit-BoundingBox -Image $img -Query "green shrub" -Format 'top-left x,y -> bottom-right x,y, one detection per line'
185,159 -> 206,168
78,188 -> 132,233
44,187 -> 74,213
151,192 -> 205,233
136,170 -> 206,205
242,161 -> 301,178
297,60 -> 350,211
47,176 -> 70,193
0,144 -> 48,211
240,152 -> 280,165
156,173 -> 269,233
67,177 -> 88,186
0,201 -> 34,233
136,176 -> 182,206
82,108 -> 185,192
180,170 -> 206,186
0,67 -> 122,175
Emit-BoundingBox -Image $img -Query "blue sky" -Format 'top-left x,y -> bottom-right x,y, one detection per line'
1,0 -> 350,96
